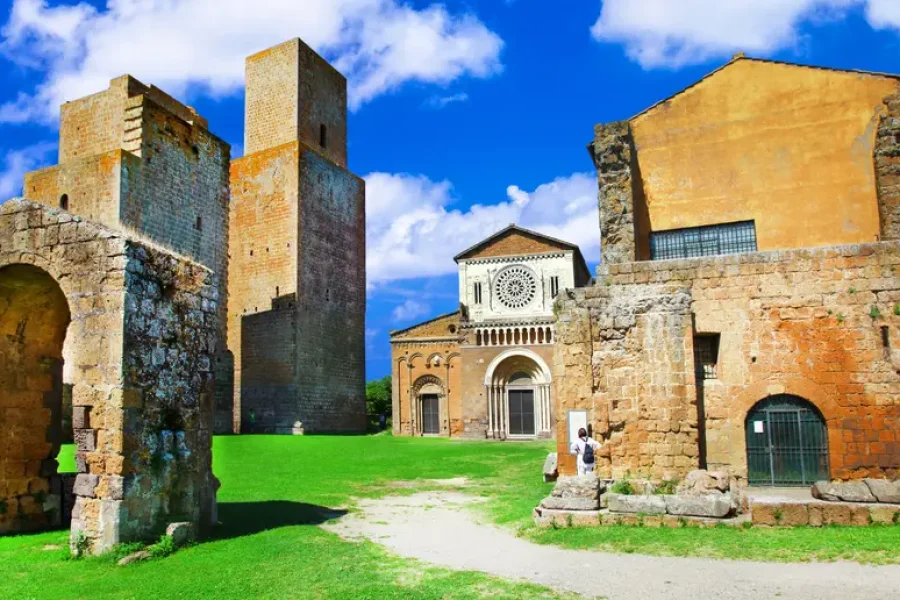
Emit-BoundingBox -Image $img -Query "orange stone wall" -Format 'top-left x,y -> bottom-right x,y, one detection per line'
554,243 -> 900,481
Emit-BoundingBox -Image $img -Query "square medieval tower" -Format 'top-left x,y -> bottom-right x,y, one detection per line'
229,39 -> 366,434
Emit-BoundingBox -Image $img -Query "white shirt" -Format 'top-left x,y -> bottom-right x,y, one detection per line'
570,437 -> 600,466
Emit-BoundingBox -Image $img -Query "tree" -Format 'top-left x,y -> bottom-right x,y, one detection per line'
365,375 -> 391,417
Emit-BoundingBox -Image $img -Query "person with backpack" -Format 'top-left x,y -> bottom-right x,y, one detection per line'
570,427 -> 600,475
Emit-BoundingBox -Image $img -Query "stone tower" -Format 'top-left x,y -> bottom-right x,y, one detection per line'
229,38 -> 366,434
23,75 -> 234,434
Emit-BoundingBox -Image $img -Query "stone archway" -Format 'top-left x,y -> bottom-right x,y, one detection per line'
0,199 -> 219,555
483,349 -> 552,439
0,264 -> 71,533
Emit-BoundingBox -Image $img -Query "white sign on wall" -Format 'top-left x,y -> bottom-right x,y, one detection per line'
567,410 -> 588,455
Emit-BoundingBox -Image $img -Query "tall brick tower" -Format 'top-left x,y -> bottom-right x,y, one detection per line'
23,75 -> 234,434
229,38 -> 366,434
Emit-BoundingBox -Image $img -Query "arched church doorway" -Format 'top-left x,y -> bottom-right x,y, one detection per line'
483,350 -> 552,439
0,264 -> 71,531
745,394 -> 829,486
412,375 -> 445,436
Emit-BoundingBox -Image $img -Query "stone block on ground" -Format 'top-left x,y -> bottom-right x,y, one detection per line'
812,481 -> 876,503
869,505 -> 900,524
664,494 -> 733,518
677,470 -> 730,496
607,493 -> 666,515
540,496 -> 599,511
550,475 -> 603,500
165,522 -> 195,548
533,508 -> 601,528
864,479 -> 900,503
542,452 -> 558,483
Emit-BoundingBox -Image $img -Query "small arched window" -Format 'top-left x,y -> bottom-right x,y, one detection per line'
194,216 -> 202,231
319,124 -> 327,149
59,194 -> 69,210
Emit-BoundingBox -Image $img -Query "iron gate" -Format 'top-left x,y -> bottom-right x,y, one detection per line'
745,395 -> 829,486
421,394 -> 440,435
508,390 -> 535,436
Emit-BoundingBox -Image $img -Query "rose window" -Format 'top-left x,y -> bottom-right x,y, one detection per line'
495,266 -> 538,310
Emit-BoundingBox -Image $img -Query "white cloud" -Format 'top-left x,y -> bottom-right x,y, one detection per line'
866,0 -> 900,30
0,141 -> 56,200
591,0 -> 871,69
424,92 -> 469,109
365,171 -> 597,285
0,0 -> 504,122
391,299 -> 431,323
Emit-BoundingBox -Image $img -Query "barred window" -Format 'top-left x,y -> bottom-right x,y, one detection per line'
650,221 -> 757,261
694,334 -> 720,379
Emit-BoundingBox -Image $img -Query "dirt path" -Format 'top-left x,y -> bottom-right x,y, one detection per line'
324,491 -> 900,600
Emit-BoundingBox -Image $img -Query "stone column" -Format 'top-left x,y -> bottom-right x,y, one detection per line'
486,385 -> 494,438
592,121 -> 639,265
875,91 -> 900,241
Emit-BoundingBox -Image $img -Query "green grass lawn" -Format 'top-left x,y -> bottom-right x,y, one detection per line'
2,435 -> 899,600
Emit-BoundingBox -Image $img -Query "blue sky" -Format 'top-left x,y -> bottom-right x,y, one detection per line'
2,1 -> 900,380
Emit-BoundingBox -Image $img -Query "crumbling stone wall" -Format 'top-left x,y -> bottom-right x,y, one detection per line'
0,199 -> 217,553
23,75 -> 233,435
875,90 -> 900,242
555,242 -> 900,481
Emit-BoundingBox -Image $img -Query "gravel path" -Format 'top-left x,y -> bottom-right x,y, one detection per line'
324,491 -> 900,600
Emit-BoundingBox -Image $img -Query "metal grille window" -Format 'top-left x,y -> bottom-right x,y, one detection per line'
650,221 -> 757,261
693,334 -> 719,379
745,395 -> 830,486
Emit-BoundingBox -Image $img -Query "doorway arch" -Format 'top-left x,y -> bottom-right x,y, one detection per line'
483,349 -> 552,439
0,264 -> 71,532
411,375 -> 445,436
745,394 -> 830,486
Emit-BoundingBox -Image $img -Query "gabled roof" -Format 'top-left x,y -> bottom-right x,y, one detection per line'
629,54 -> 900,123
389,310 -> 460,339
453,224 -> 590,275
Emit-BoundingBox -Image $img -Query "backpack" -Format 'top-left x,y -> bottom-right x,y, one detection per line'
582,438 -> 595,464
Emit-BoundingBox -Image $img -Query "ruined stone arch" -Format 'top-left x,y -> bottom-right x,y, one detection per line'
0,200 -> 218,554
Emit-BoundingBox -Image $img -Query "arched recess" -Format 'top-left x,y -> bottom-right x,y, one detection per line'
745,394 -> 830,486
483,348 -> 552,386
483,349 -> 553,439
0,264 -> 71,533
725,378 -> 842,481
412,374 -> 446,436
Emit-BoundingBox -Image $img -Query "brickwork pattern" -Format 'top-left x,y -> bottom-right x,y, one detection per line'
0,199 -> 217,553
229,40 -> 365,434
554,243 -> 900,480
23,76 -> 232,433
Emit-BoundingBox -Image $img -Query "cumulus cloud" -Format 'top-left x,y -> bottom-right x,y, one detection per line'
365,171 -> 597,285
590,0 -> 885,69
0,141 -> 56,200
391,299 -> 431,323
0,0 -> 504,122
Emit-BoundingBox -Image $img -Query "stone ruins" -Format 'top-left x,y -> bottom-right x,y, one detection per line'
0,38 -> 365,553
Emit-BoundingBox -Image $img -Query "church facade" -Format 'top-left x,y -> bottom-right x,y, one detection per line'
391,225 -> 591,439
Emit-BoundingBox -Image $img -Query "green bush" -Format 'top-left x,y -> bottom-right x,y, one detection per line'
148,535 -> 176,559
610,480 -> 634,495
654,480 -> 678,495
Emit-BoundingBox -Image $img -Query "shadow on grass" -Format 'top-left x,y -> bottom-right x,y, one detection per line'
212,501 -> 347,541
